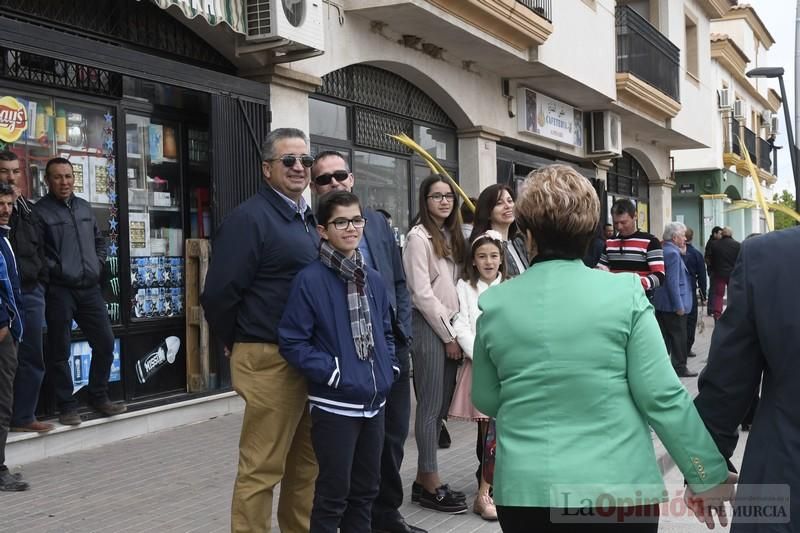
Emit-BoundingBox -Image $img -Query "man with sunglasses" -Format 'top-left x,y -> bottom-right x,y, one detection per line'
202,129 -> 319,533
311,152 -> 423,533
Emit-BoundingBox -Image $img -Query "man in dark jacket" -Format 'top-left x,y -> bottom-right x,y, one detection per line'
693,228 -> 800,532
201,129 -> 319,533
34,158 -> 125,426
0,151 -> 53,433
0,181 -> 28,491
311,151 -> 424,533
705,227 -> 740,320
681,227 -> 707,357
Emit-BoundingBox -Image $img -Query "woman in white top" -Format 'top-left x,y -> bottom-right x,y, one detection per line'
449,230 -> 506,521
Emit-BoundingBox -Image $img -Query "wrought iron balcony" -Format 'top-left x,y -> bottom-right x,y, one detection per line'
516,0 -> 551,22
743,126 -> 757,161
615,5 -> 680,102
729,117 -> 742,156
757,137 -> 774,174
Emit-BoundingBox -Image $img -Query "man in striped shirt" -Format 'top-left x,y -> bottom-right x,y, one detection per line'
598,199 -> 665,298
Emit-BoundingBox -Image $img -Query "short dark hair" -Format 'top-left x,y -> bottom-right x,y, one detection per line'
610,198 -> 636,218
604,223 -> 613,228
0,150 -> 18,162
460,198 -> 477,224
316,190 -> 362,227
311,150 -> 349,177
45,157 -> 73,177
711,226 -> 723,235
0,181 -> 14,197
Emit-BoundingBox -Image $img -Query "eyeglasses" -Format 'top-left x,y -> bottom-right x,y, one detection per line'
267,155 -> 314,168
328,217 -> 367,230
314,170 -> 350,186
427,193 -> 456,203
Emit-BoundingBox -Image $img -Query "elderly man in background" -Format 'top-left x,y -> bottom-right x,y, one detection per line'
653,222 -> 695,378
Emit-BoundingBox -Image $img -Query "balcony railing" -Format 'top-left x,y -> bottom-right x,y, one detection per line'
743,126 -> 757,161
516,0 -> 552,22
728,117 -> 741,155
615,5 -> 680,102
758,137 -> 773,173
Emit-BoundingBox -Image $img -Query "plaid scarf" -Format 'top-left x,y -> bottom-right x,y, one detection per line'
319,240 -> 375,360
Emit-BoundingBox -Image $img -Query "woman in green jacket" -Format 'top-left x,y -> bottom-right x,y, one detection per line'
472,165 -> 734,532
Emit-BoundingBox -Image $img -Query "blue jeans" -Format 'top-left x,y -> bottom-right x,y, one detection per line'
11,283 -> 45,426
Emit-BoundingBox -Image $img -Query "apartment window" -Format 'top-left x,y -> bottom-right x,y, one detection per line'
684,14 -> 699,80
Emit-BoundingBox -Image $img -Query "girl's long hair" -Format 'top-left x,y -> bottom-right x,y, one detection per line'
412,175 -> 465,261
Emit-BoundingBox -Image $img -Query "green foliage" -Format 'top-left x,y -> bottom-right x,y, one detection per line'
772,190 -> 797,230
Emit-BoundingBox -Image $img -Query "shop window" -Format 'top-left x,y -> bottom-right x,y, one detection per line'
353,151 -> 409,238
414,125 -> 456,164
310,99 -> 349,141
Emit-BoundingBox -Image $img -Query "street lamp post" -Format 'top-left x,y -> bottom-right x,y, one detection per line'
746,67 -> 800,215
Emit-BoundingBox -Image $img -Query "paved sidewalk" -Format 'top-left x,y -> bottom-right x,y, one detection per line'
2,316 -> 746,532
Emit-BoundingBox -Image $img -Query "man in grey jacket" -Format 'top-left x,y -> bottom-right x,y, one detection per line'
35,158 -> 125,426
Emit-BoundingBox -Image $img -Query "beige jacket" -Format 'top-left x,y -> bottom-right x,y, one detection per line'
402,224 -> 460,342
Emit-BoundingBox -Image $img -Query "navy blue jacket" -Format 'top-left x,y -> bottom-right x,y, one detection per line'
362,208 -> 411,346
682,242 -> 707,300
0,228 -> 23,341
653,241 -> 693,314
201,183 -> 319,347
278,260 -> 399,413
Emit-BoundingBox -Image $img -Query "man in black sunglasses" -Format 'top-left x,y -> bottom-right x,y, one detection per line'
311,151 -> 423,533
203,128 -> 319,533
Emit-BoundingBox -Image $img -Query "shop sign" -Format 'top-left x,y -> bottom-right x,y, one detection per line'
0,96 -> 28,143
149,0 -> 246,34
517,87 -> 583,148
679,183 -> 695,193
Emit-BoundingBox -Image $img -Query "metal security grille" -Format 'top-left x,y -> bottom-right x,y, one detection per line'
1,48 -> 122,97
515,0 -> 552,22
211,95 -> 269,228
354,107 -> 412,154
607,151 -> 648,200
0,0 -> 234,72
318,65 -> 455,129
246,0 -> 271,36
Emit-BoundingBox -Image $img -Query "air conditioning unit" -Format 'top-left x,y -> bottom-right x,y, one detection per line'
769,114 -> 779,137
761,109 -> 773,124
245,0 -> 324,51
733,99 -> 745,119
588,111 -> 622,157
717,88 -> 732,109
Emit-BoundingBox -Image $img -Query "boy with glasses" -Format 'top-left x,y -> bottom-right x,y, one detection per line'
279,190 -> 399,533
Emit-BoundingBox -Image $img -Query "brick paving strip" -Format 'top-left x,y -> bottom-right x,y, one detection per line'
3,316 -> 742,532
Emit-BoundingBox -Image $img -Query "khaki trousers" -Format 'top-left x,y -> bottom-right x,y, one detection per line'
230,342 -> 317,533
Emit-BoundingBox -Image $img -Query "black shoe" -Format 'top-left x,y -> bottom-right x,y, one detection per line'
0,469 -> 29,491
411,481 -> 465,503
418,485 -> 468,514
741,424 -> 751,432
372,516 -> 428,533
438,423 -> 451,449
688,351 -> 698,358
89,401 -> 127,417
58,410 -> 82,426
676,369 -> 698,378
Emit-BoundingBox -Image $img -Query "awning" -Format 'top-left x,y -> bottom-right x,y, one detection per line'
150,0 -> 246,35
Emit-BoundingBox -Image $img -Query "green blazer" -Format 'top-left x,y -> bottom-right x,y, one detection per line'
472,259 -> 728,508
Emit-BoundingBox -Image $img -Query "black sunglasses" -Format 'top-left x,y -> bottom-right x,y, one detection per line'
314,170 -> 350,186
267,155 -> 314,168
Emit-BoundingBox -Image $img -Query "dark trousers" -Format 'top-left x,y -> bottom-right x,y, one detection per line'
655,311 -> 688,373
686,294 -> 698,355
372,344 -> 411,527
310,407 -> 385,533
497,505 -> 659,532
11,283 -> 45,426
0,333 -> 18,468
439,357 -> 458,422
45,285 -> 114,412
711,276 -> 729,319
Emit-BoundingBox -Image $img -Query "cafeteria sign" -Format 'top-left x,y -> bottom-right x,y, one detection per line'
0,96 -> 28,143
518,87 -> 583,148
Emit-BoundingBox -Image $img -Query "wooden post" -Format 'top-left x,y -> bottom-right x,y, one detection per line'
185,239 -> 211,392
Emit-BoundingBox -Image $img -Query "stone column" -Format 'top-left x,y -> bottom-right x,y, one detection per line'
244,65 -> 322,135
647,178 -> 675,236
457,126 -> 503,197
700,194 -> 727,243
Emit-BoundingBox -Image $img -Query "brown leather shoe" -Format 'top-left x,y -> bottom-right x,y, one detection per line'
59,411 -> 82,426
10,420 -> 55,433
89,401 -> 127,417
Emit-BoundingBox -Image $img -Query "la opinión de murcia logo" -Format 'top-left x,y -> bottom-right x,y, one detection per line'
0,96 -> 28,143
